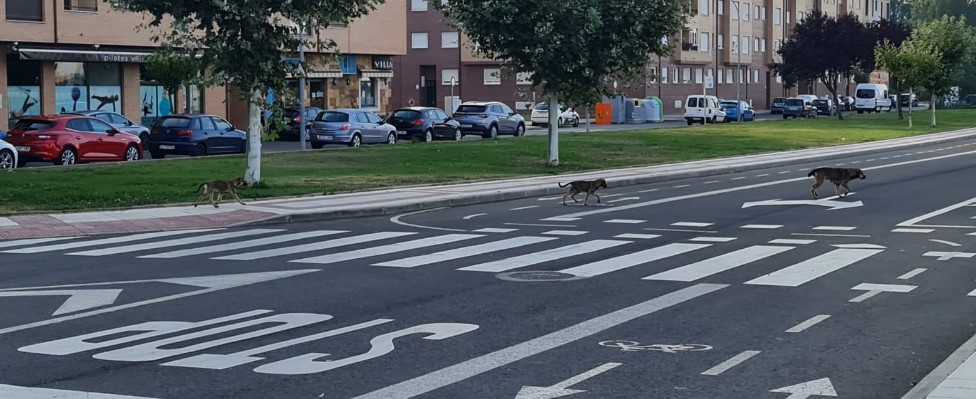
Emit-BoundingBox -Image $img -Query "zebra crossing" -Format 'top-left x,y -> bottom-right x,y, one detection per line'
0,227 -> 888,287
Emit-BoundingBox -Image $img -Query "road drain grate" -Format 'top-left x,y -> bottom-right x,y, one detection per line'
496,271 -> 588,282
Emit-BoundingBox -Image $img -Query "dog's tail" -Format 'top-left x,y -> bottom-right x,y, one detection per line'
557,182 -> 569,188
807,168 -> 821,178
195,183 -> 205,193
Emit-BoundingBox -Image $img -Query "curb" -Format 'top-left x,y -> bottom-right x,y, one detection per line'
239,129 -> 976,227
900,328 -> 976,399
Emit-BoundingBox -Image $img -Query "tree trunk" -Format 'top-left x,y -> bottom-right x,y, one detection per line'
824,78 -> 843,120
245,89 -> 263,185
895,78 -> 903,120
547,93 -> 559,167
931,94 -> 937,127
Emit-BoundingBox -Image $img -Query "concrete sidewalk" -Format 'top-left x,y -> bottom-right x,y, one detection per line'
1,127 -> 975,240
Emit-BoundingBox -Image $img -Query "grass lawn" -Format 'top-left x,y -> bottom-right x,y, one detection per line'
1,108 -> 973,215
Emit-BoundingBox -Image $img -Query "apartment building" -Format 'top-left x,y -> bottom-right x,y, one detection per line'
395,0 -> 887,115
0,0 -> 405,130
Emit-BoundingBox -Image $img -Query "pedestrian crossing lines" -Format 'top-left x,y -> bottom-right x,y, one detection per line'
0,228 -> 886,288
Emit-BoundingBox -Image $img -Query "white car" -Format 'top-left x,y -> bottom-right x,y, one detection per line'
0,139 -> 17,169
530,103 -> 580,127
683,94 -> 726,125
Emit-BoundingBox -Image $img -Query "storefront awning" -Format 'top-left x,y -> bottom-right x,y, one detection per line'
18,47 -> 152,63
360,70 -> 394,78
286,70 -> 342,79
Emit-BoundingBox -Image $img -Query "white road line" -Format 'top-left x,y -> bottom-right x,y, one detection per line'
562,243 -> 711,277
791,232 -> 872,238
690,236 -> 737,242
373,236 -> 557,268
898,195 -> 976,228
786,314 -> 831,333
600,194 -> 624,198
604,219 -> 646,224
852,283 -> 917,293
892,228 -> 935,233
0,384 -> 161,398
351,284 -> 728,399
704,180 -> 721,184
0,236 -> 79,250
778,171 -> 791,174
608,197 -> 640,203
865,159 -> 876,161
462,213 -> 486,220
744,248 -> 884,287
538,196 -> 564,201
701,350 -> 762,376
290,234 -> 483,265
510,206 -> 539,211
831,243 -> 886,249
542,230 -> 588,236
672,222 -> 714,227
673,184 -> 691,188
213,232 -> 416,261
638,188 -> 660,193
473,228 -> 519,233
741,224 -> 783,229
0,217 -> 18,227
458,240 -> 631,273
925,251 -> 976,261
813,226 -> 857,231
505,222 -> 577,227
731,177 -> 747,180
390,207 -> 467,232
66,229 -> 277,257
139,230 -> 347,259
644,245 -> 794,282
850,291 -> 882,303
769,239 -> 816,245
930,239 -> 963,247
898,268 -> 928,280
3,229 -> 217,254
643,227 -> 719,233
614,234 -> 660,240
756,174 -> 770,177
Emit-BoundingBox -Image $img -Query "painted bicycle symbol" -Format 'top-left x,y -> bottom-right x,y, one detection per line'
598,340 -> 713,353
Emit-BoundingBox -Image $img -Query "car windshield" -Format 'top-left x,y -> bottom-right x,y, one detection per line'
786,99 -> 804,106
720,101 -> 738,109
13,120 -> 53,131
856,89 -> 875,99
392,110 -> 422,119
772,98 -> 785,104
813,100 -> 827,105
534,103 -> 550,111
456,105 -> 487,113
158,117 -> 190,128
316,112 -> 349,122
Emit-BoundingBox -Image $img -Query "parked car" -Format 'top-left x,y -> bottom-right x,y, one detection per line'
146,114 -> 246,159
277,106 -> 324,141
770,97 -> 786,114
530,103 -> 580,127
683,95 -> 726,125
0,130 -> 7,140
812,99 -> 836,116
5,115 -> 143,166
66,110 -> 151,146
452,101 -> 526,139
899,93 -> 919,107
386,107 -> 462,142
719,100 -> 755,122
782,97 -> 816,119
0,138 -> 17,169
308,108 -> 398,148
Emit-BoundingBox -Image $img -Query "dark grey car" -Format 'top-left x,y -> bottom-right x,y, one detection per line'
67,110 -> 151,145
451,101 -> 525,139
308,109 -> 397,149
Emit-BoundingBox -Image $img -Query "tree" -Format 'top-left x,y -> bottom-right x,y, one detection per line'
875,39 -> 942,128
905,15 -> 976,126
777,10 -> 863,119
144,46 -> 201,115
109,0 -> 385,185
435,0 -> 686,167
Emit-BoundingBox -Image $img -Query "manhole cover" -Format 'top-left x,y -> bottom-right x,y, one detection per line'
496,271 -> 588,282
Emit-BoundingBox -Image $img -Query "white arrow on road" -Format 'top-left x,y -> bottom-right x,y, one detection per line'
0,289 -> 122,316
514,362 -> 621,399
742,198 -> 863,210
771,377 -> 837,399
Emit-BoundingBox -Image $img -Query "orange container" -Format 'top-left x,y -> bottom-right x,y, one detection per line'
595,102 -> 612,125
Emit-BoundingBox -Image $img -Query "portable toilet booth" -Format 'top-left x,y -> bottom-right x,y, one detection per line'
642,96 -> 664,122
625,98 -> 646,124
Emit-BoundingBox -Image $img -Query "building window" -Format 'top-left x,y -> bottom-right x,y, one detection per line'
441,68 -> 459,85
730,35 -> 738,54
717,68 -> 724,84
774,39 -> 781,51
64,0 -> 97,12
7,55 -> 42,127
753,69 -> 760,83
761,6 -> 767,20
738,68 -> 744,83
360,78 -> 377,108
681,28 -> 698,51
743,36 -> 750,54
731,1 -> 739,19
776,74 -> 783,83
787,11 -> 791,23
411,0 -> 428,11
743,3 -> 750,21
698,0 -> 709,15
516,72 -> 533,85
717,34 -> 724,49
660,67 -> 669,84
411,33 -> 429,49
340,55 -> 357,75
682,67 -> 691,83
54,62 -> 122,114
726,68 -> 733,83
718,0 -> 724,15
761,38 -> 767,52
672,67 -> 678,83
441,32 -> 459,48
754,5 -> 760,20
686,0 -> 699,14
700,32 -> 710,52
648,67 -> 658,84
483,68 -> 501,85
754,37 -> 759,52
7,0 -> 43,21
774,8 -> 781,24
695,68 -> 703,84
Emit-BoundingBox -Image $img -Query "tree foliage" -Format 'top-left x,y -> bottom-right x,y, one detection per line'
144,45 -> 201,109
859,19 -> 913,73
909,15 -> 976,97
910,0 -> 976,25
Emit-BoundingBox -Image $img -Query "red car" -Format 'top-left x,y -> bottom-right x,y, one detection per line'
5,115 -> 143,167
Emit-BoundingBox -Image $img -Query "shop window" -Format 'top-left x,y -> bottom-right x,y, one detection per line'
483,68 -> 501,85
64,0 -> 97,12
87,63 -> 122,112
340,55 -> 358,75
139,64 -> 174,127
54,62 -> 122,114
6,0 -> 43,21
6,56 -> 42,127
360,78 -> 377,108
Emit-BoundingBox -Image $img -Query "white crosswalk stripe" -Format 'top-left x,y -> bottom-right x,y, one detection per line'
744,248 -> 884,287
0,236 -> 79,250
2,229 -> 218,254
66,229 -> 280,257
213,232 -> 417,261
374,236 -> 557,268
457,240 -> 631,273
644,245 -> 794,282
290,234 -> 484,265
139,230 -> 348,259
560,243 -> 711,277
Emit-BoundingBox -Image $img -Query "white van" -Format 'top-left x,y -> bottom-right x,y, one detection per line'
684,95 -> 726,125
854,83 -> 892,113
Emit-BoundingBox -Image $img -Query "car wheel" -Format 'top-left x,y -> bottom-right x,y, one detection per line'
783,115 -> 788,119
454,128 -> 462,141
194,143 -> 207,157
124,145 -> 140,161
738,115 -> 744,122
687,119 -> 693,125
150,151 -> 166,159
424,129 -> 433,143
311,142 -> 324,149
483,125 -> 498,139
572,118 -> 580,127
239,141 -> 247,154
55,147 -> 77,166
387,132 -> 397,145
0,149 -> 14,169
349,134 -> 362,147
514,124 -> 525,137
558,117 -> 564,126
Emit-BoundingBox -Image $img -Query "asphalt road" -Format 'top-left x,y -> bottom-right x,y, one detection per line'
3,137 -> 976,398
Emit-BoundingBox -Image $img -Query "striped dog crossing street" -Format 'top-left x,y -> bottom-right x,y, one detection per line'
0,228 -> 888,289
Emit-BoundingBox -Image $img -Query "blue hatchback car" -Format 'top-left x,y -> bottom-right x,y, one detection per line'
146,114 -> 247,159
719,100 -> 755,122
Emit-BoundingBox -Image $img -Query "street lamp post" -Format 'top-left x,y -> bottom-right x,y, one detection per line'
298,22 -> 308,150
450,76 -> 456,113
735,1 -> 741,102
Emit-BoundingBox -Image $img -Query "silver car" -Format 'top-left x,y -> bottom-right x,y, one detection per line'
67,110 -> 151,145
308,109 -> 398,149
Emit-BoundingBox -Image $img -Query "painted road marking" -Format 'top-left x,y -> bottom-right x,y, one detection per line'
672,222 -> 714,227
614,234 -> 660,240
704,180 -> 721,184
850,291 -> 883,303
831,243 -> 886,249
289,234 -> 483,265
66,229 -> 278,257
924,251 -> 976,261
473,228 -> 518,233
673,184 -> 691,188
139,230 -> 347,259
731,177 -> 747,180
892,228 -> 935,233
0,384 -> 160,398
898,195 -> 976,229
351,284 -> 728,399
561,243 -> 711,277
542,230 -> 588,236
741,224 -> 783,229
786,315 -> 831,333
769,239 -> 816,245
604,219 -> 646,224
373,236 -> 557,268
0,236 -> 79,249
458,240 -> 631,273
462,213 -> 486,220
608,197 -> 640,203
643,227 -> 719,233
690,236 -> 737,243
644,245 -> 794,282
510,206 -> 539,211
930,239 -> 963,247
213,232 -> 416,261
898,268 -> 928,280
744,248 -> 884,287
2,229 -> 217,254
638,188 -> 660,193
849,283 -> 917,303
701,350 -> 761,376
813,226 -> 857,231
791,232 -> 872,238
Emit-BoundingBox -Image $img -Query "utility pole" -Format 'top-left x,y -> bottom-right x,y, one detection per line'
736,1 -> 741,102
298,20 -> 308,150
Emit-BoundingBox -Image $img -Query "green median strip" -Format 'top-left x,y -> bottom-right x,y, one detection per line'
1,110 -> 973,215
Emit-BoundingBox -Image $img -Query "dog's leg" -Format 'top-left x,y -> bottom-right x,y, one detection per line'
583,192 -> 590,206
841,182 -> 852,197
592,191 -> 602,204
211,192 -> 221,208
231,190 -> 246,205
833,183 -> 840,197
811,178 -> 823,199
193,191 -> 210,207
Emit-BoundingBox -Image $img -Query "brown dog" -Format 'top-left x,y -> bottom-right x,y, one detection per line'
194,177 -> 247,208
808,167 -> 865,199
559,178 -> 608,206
